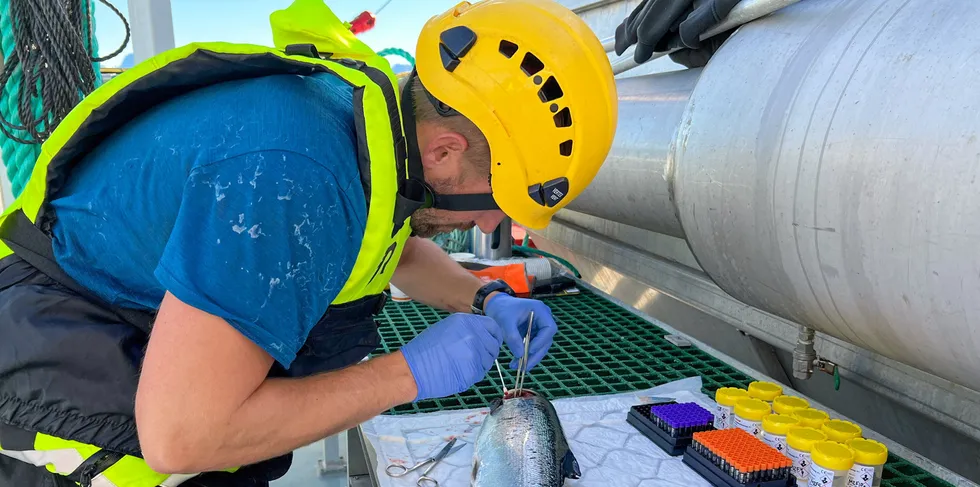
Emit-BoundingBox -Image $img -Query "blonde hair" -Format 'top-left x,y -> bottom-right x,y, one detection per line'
398,73 -> 491,173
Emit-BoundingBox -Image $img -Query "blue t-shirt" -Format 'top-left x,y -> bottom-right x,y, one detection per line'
49,72 -> 367,368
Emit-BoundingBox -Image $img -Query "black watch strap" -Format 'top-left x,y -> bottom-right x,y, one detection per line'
471,279 -> 514,315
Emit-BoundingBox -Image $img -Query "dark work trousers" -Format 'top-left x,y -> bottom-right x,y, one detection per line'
0,253 -> 385,487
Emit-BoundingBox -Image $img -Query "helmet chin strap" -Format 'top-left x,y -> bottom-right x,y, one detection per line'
398,70 -> 500,213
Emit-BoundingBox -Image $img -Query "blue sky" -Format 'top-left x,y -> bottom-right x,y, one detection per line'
94,0 -> 461,67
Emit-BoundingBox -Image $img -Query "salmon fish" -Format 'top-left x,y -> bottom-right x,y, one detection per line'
470,390 -> 582,486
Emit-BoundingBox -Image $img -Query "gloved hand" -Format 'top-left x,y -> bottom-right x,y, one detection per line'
614,0 -> 739,68
484,294 -> 558,371
400,313 -> 503,401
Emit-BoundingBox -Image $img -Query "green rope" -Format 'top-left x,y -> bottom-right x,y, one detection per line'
83,0 -> 104,89
430,229 -> 469,254
376,47 -> 415,68
0,0 -> 108,197
0,5 -> 42,197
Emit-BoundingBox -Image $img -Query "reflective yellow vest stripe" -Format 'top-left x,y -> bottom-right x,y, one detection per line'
0,428 -> 226,486
0,15 -> 412,487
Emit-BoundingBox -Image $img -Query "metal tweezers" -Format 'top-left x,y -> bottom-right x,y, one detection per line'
495,311 -> 535,396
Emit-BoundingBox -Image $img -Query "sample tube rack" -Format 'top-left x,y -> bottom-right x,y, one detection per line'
627,401 -> 716,456
684,428 -> 794,487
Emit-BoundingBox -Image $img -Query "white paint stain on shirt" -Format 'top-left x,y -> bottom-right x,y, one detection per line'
249,155 -> 264,188
214,177 -> 230,201
232,213 -> 247,234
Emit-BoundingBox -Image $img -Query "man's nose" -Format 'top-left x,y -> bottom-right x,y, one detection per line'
475,211 -> 506,233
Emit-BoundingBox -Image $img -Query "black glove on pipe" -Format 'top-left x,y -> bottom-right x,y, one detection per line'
615,0 -> 740,68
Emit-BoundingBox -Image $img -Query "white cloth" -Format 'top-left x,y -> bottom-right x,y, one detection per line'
362,377 -> 717,487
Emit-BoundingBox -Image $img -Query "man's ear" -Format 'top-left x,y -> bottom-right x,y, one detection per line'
421,130 -> 470,170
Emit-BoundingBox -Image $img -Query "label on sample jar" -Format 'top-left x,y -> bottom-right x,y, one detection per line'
787,446 -> 812,482
715,404 -> 733,429
733,416 -> 762,437
847,465 -> 876,487
809,463 -> 841,487
762,432 -> 788,453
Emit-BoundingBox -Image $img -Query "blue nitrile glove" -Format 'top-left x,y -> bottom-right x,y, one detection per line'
484,294 -> 558,371
400,313 -> 503,401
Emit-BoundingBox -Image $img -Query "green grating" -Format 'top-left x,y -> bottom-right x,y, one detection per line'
880,454 -> 955,487
372,288 -> 754,415
371,287 -> 951,487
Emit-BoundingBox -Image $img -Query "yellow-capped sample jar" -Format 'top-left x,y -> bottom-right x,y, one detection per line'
761,414 -> 800,454
714,387 -> 750,429
773,395 -> 810,416
808,441 -> 855,487
794,408 -> 830,429
733,397 -> 771,438
786,427 -> 827,485
846,438 -> 888,487
822,419 -> 863,443
748,380 -> 783,404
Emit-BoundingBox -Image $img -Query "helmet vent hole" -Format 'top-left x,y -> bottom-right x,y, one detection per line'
554,107 -> 572,128
538,76 -> 563,102
499,40 -> 519,58
520,52 -> 545,76
559,140 -> 573,156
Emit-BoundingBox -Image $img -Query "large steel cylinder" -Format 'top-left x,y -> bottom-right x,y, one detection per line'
571,0 -> 980,391
565,69 -> 700,238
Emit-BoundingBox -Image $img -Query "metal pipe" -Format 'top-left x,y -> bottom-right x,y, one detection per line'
566,69 -> 701,238
576,0 -> 980,392
566,0 -> 623,14
600,35 -> 616,53
793,326 -> 816,380
610,0 -> 803,75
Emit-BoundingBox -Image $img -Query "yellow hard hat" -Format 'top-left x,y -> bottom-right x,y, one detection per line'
410,0 -> 618,229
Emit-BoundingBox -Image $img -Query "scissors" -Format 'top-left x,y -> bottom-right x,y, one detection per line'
385,437 -> 465,487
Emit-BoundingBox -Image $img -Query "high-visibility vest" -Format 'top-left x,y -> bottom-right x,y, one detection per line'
0,1 -> 413,485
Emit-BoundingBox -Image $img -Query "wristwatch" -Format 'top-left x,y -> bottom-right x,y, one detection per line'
471,279 -> 515,315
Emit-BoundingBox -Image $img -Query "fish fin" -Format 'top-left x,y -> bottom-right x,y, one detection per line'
561,450 -> 582,479
471,458 -> 480,484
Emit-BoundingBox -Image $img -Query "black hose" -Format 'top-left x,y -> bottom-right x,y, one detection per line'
0,0 -> 130,145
